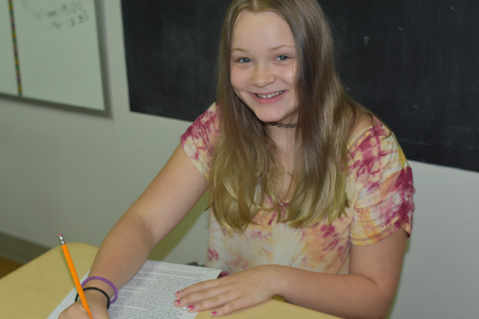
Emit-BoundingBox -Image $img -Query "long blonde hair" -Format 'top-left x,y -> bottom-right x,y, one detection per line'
210,0 -> 363,232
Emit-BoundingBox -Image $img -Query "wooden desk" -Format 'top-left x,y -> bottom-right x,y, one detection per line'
0,243 -> 341,319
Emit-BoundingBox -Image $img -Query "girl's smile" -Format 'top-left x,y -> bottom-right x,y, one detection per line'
251,90 -> 286,104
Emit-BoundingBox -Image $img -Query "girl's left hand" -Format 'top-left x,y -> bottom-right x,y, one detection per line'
174,265 -> 280,317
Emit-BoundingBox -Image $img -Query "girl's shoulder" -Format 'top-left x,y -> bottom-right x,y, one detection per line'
346,111 -> 410,178
347,112 -> 394,154
181,103 -> 221,143
180,103 -> 222,178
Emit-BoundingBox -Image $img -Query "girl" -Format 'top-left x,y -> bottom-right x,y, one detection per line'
60,0 -> 414,318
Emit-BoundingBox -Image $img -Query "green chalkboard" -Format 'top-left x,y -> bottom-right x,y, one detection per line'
321,0 -> 478,172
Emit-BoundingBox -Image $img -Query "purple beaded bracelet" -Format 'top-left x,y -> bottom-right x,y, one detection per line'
82,276 -> 118,303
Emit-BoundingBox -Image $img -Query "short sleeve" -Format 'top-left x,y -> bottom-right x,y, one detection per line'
180,103 -> 221,179
347,123 -> 415,246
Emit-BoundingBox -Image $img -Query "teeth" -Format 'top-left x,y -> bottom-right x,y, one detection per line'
256,91 -> 284,99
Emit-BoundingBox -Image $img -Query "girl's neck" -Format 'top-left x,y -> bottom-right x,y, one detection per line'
268,126 -> 297,196
267,125 -> 297,155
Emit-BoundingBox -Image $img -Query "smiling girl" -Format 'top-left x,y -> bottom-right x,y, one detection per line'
60,1 -> 414,319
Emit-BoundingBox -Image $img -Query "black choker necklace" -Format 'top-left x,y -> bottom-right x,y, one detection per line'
269,122 -> 297,128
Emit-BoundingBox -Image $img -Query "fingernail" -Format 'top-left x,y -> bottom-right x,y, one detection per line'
175,290 -> 181,296
187,305 -> 195,312
211,311 -> 218,316
175,299 -> 181,306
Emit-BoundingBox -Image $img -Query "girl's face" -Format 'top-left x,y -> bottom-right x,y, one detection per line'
230,10 -> 298,125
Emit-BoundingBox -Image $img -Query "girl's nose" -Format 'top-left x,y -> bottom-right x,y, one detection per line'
251,64 -> 275,87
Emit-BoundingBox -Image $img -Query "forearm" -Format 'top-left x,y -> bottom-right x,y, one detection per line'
83,212 -> 156,297
59,212 -> 156,319
274,230 -> 406,319
82,147 -> 208,301
273,265 -> 393,319
60,146 -> 208,318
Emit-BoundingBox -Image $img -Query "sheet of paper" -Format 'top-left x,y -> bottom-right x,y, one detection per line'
48,261 -> 221,319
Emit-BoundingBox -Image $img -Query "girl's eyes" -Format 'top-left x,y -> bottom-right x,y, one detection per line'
276,55 -> 290,61
235,55 -> 291,63
237,57 -> 251,63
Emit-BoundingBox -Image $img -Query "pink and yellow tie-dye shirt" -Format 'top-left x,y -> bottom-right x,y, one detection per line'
181,103 -> 415,275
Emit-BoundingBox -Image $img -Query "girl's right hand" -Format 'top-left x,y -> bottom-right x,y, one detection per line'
58,291 -> 110,319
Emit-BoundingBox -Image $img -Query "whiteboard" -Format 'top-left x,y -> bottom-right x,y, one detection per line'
0,0 -> 108,115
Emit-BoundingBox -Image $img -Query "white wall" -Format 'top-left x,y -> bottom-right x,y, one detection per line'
0,1 -> 478,318
0,0 -> 208,264
389,161 -> 479,318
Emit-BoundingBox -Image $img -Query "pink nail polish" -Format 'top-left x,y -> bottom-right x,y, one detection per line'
175,299 -> 181,306
211,311 -> 217,316
187,305 -> 195,311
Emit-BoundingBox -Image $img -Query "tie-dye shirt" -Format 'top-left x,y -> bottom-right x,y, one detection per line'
181,103 -> 414,275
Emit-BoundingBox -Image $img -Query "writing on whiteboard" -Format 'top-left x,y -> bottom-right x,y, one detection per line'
20,0 -> 90,30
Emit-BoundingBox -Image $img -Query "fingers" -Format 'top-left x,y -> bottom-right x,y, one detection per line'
176,288 -> 251,316
58,302 -> 91,319
58,301 -> 110,319
174,279 -> 266,316
174,266 -> 277,316
175,280 -> 230,309
176,278 -> 219,296
204,295 -> 255,317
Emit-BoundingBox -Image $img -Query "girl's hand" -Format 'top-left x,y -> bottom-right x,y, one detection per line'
58,291 -> 110,319
174,265 -> 280,317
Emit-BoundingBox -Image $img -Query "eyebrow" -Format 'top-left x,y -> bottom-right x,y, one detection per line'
231,45 -> 295,52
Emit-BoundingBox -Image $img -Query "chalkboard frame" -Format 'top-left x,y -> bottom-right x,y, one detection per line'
0,0 -> 110,118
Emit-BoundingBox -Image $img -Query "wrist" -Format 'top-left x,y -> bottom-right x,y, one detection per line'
82,290 -> 111,316
82,276 -> 118,303
81,287 -> 111,309
260,264 -> 287,296
269,265 -> 291,297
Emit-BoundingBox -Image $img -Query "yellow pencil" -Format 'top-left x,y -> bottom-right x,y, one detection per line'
58,233 -> 94,319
